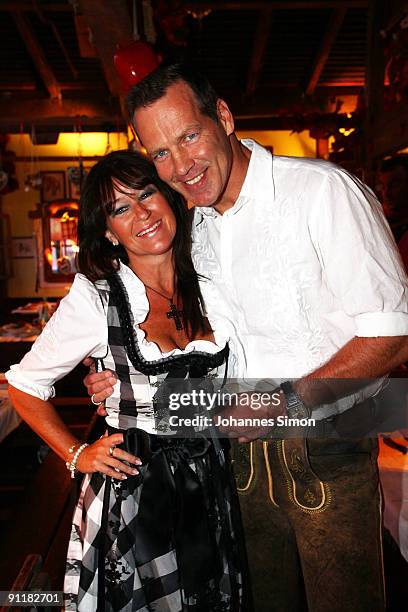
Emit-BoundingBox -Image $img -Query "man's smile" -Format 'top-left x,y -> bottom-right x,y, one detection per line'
185,171 -> 205,186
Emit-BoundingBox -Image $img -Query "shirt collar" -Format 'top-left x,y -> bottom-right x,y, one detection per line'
239,139 -> 274,202
195,138 -> 274,219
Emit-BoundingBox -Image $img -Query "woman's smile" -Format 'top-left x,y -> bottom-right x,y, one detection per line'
136,219 -> 162,238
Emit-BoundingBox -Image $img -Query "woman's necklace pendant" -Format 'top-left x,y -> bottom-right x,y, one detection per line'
166,301 -> 184,331
144,283 -> 184,331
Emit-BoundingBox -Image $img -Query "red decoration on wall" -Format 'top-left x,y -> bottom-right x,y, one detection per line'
114,41 -> 160,93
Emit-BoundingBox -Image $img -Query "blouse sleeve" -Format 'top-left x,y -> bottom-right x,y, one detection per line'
6,274 -> 108,400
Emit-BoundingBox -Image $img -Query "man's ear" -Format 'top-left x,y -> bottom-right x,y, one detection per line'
217,99 -> 234,136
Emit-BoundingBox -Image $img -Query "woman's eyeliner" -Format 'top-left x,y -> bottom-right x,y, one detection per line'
110,187 -> 156,215
139,187 -> 156,200
111,204 -> 129,217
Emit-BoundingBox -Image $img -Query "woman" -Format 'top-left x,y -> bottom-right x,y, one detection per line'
6,150 -> 250,611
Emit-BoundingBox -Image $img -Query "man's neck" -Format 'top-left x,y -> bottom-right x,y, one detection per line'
214,138 -> 252,215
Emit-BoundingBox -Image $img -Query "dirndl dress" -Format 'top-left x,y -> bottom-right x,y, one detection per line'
64,273 -> 251,611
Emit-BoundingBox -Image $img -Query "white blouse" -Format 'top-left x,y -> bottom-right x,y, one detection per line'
6,263 -> 240,432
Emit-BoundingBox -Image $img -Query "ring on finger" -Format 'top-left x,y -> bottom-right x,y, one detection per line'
108,446 -> 116,458
91,393 -> 103,406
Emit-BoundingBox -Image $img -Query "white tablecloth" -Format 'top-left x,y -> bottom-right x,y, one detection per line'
378,435 -> 408,562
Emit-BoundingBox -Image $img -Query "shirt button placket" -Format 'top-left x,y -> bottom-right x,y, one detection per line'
220,212 -> 234,293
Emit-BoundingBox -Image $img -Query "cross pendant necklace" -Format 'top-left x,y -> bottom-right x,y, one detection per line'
145,284 -> 184,331
166,301 -> 184,331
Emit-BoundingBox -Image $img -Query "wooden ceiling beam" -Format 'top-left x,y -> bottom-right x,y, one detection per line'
0,2 -> 73,10
239,82 -> 362,90
228,87 -> 355,116
246,8 -> 273,96
12,10 -> 61,100
0,83 -> 108,92
234,113 -> 354,131
0,83 -> 37,90
78,0 -> 133,97
0,95 -> 123,129
0,91 -> 357,133
4,115 -> 349,134
305,7 -> 347,95
317,80 -> 363,86
183,2 -> 367,10
0,0 -> 368,9
0,87 -> 354,131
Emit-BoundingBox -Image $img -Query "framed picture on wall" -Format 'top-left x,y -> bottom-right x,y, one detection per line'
67,166 -> 91,200
68,178 -> 81,200
41,171 -> 66,202
12,236 -> 36,259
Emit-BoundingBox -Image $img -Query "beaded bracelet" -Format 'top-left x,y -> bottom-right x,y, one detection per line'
68,441 -> 82,455
66,442 -> 89,479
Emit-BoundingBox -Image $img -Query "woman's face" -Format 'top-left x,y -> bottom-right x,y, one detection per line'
105,182 -> 177,262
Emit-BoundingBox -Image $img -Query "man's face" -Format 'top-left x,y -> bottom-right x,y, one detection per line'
132,81 -> 235,209
379,165 -> 408,219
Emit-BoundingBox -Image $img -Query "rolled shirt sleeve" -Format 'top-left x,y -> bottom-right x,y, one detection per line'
311,168 -> 408,337
6,274 -> 108,400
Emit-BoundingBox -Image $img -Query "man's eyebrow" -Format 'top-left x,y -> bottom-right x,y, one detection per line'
177,124 -> 201,140
149,125 -> 201,156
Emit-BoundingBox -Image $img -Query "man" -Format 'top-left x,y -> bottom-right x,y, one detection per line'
86,64 -> 408,611
379,155 -> 408,270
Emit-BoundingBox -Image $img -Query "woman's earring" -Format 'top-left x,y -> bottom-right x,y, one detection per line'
106,233 -> 119,246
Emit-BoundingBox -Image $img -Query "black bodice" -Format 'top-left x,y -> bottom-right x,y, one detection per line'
107,273 -> 229,378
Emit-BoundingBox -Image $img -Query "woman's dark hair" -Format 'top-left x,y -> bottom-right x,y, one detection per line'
77,149 -> 210,339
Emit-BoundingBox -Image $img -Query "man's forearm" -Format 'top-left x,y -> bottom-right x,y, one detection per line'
294,335 -> 408,409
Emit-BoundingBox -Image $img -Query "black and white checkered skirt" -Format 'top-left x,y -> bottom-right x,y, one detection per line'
64,429 -> 250,611
64,274 -> 251,610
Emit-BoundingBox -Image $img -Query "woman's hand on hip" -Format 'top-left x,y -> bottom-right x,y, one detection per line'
76,433 -> 142,480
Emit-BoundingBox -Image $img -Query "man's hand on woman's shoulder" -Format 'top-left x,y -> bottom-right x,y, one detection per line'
82,357 -> 117,417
